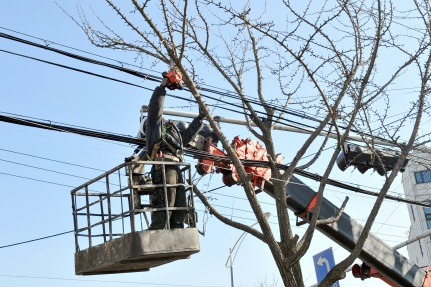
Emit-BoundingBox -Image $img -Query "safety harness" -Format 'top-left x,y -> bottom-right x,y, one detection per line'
149,122 -> 183,162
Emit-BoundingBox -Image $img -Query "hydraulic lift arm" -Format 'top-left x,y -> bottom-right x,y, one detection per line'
196,135 -> 428,287
265,175 -> 426,287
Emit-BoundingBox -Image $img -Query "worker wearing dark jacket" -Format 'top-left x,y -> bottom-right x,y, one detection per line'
146,74 -> 204,230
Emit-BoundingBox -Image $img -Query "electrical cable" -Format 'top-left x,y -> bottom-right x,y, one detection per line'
0,31 -> 322,123
0,230 -> 73,249
0,49 -> 153,92
0,147 -> 106,172
0,162 -> 413,232
0,28 -> 244,106
4,30 -> 388,140
0,46 -> 319,135
0,158 -> 93,180
0,27 -> 418,146
0,171 -> 75,188
0,34 -> 409,146
1,144 -> 410,232
0,111 -> 429,209
0,274 -> 224,287
2,27 -> 425,151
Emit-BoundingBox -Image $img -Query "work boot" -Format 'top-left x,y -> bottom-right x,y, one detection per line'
148,210 -> 166,230
170,220 -> 184,229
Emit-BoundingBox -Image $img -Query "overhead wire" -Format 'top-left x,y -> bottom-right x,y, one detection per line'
0,158 -> 414,233
2,27 -> 426,153
1,111 -> 429,208
0,147 -> 107,172
1,29 -> 390,140
0,230 -> 73,249
0,171 -> 75,188
0,274 -> 224,287
0,24 -> 428,287
0,26 -> 243,102
0,30 -> 422,153
0,46 -> 319,135
1,28 -> 426,244
0,158 -> 94,181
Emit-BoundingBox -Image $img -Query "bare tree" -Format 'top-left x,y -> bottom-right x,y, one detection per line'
66,0 -> 431,286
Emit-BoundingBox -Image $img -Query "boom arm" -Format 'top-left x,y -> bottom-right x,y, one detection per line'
196,135 -> 428,287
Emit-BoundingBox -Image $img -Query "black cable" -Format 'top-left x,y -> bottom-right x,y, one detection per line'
0,40 -> 392,146
0,158 -> 93,180
0,171 -> 75,188
0,274 -> 223,287
0,110 -> 136,141
187,149 -> 431,208
0,112 -> 428,208
0,148 -> 106,172
0,49 -> 153,91
0,46 -> 318,134
0,112 -> 145,145
0,31 -> 331,131
0,32 -> 421,203
0,230 -> 73,249
0,31 -> 320,120
0,29 -> 405,144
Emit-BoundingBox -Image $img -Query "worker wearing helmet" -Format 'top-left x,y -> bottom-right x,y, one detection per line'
145,69 -> 205,230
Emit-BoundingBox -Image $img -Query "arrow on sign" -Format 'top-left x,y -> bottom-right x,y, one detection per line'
317,257 -> 330,272
313,247 -> 340,286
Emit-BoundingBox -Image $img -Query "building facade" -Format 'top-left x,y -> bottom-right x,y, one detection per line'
403,152 -> 431,267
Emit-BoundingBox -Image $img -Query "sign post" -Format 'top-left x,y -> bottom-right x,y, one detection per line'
312,247 -> 340,287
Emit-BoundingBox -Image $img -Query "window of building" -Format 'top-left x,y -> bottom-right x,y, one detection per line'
415,170 -> 431,184
424,204 -> 431,230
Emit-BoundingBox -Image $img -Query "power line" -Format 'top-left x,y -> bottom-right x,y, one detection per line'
0,29 -> 413,146
0,145 -> 410,227
0,159 -> 413,232
0,171 -> 76,188
0,46 -> 320,135
0,112 -> 144,145
0,158 -> 93,180
0,31 -> 343,136
0,26 -> 240,103
0,49 -> 154,92
0,274 -> 223,287
1,34 -> 409,151
0,147 -> 106,172
0,30 -> 322,121
0,230 -> 73,249
1,111 -> 429,208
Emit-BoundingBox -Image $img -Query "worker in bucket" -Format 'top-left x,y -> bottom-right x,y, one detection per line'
144,67 -> 205,230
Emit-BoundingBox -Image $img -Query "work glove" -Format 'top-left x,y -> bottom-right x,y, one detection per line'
198,105 -> 206,120
160,77 -> 170,88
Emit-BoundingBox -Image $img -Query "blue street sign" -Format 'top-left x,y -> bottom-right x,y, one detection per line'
312,247 -> 340,287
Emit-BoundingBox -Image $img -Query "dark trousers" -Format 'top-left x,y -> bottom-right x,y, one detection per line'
149,159 -> 186,229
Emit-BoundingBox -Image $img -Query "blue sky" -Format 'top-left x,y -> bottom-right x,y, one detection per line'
0,1 -> 419,287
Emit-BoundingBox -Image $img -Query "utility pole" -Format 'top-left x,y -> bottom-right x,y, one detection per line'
225,212 -> 271,287
229,248 -> 234,287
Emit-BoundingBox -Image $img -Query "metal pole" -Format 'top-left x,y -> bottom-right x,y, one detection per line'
393,229 -> 431,250
145,106 -> 431,152
225,212 -> 271,287
230,248 -> 234,287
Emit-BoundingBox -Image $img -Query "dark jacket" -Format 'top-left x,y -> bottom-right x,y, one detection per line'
146,86 -> 203,158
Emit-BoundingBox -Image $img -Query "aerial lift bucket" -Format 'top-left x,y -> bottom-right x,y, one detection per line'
70,160 -> 200,275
